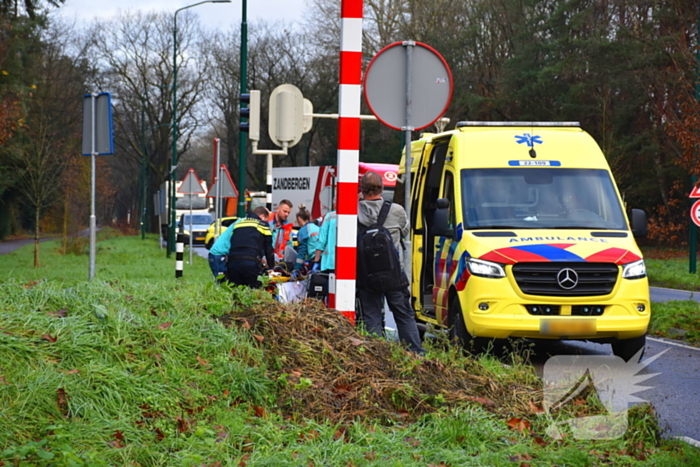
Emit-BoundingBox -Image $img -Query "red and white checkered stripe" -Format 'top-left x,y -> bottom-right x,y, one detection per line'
333,0 -> 363,323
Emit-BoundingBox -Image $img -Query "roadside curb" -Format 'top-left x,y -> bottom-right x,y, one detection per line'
647,336 -> 700,351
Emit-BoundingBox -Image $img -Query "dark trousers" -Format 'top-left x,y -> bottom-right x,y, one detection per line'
357,287 -> 425,355
226,260 -> 263,288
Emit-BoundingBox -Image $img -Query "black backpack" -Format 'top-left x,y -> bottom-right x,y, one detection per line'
357,201 -> 409,293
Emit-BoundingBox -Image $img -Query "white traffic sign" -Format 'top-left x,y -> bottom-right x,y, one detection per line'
207,165 -> 238,198
690,185 -> 700,198
691,199 -> 700,227
178,168 -> 206,194
363,41 -> 453,131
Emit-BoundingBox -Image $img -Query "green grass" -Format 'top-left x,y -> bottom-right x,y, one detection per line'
0,235 -> 698,465
643,249 -> 700,345
645,257 -> 700,291
0,231 -> 211,283
648,301 -> 700,345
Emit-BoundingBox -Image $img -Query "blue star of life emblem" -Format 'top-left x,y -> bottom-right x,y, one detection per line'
515,133 -> 544,147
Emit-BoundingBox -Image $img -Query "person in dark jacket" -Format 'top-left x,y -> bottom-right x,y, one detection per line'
357,171 -> 425,355
226,207 -> 274,288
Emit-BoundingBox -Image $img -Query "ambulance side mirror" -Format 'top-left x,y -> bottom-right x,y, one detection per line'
630,209 -> 647,237
432,198 -> 454,238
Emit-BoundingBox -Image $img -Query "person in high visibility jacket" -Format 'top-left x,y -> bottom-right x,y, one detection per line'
269,199 -> 293,263
226,207 -> 274,288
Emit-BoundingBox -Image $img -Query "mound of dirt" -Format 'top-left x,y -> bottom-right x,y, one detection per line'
219,299 -> 539,424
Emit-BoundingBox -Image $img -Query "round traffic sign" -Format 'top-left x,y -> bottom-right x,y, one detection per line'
363,42 -> 453,131
691,200 -> 700,227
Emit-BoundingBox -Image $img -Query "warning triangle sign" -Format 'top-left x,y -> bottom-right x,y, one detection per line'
690,185 -> 700,198
207,165 -> 239,198
178,168 -> 206,194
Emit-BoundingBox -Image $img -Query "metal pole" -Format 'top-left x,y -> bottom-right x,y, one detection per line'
170,11 -> 179,256
89,93 -> 97,280
237,0 -> 248,217
402,41 -> 414,288
690,5 -> 700,273
189,188 -> 194,265
215,138 -> 222,235
141,97 -> 147,240
266,152 -> 273,211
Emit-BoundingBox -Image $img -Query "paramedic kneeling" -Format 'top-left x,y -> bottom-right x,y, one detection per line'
226,207 -> 275,288
357,172 -> 425,355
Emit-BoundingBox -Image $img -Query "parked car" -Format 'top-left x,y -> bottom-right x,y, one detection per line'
178,213 -> 214,245
204,216 -> 238,250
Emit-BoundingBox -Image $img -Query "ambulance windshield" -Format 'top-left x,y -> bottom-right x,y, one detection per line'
460,168 -> 627,230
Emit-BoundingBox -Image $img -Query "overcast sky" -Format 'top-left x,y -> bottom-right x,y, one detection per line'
55,0 -> 308,30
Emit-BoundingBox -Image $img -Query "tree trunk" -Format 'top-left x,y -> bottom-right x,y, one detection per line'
34,206 -> 41,268
61,191 -> 69,255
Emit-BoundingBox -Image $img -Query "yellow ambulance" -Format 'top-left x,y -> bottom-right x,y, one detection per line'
399,122 -> 650,361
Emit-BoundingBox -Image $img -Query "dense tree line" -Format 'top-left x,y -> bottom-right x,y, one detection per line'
1,0 -> 698,252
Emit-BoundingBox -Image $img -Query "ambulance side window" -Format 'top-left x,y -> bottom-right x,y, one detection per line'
443,171 -> 455,228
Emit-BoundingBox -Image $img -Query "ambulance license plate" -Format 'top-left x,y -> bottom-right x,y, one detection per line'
540,318 -> 596,337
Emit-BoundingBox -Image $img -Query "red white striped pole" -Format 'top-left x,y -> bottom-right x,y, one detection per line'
333,0 -> 363,324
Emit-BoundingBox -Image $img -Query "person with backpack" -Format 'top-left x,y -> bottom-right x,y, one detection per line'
357,171 -> 425,355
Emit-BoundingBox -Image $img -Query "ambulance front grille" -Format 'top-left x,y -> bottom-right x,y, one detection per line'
512,262 -> 619,297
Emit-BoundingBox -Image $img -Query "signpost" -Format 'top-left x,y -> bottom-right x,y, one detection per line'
689,183 -> 700,273
82,92 -> 114,280
177,168 -> 206,265
207,163 -> 239,238
363,41 -> 453,288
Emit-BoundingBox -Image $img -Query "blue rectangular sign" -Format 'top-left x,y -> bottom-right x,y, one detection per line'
82,92 -> 114,156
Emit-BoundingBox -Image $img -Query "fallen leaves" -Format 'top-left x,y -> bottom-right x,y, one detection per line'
507,417 -> 532,432
41,334 -> 57,343
48,308 -> 67,318
109,430 -> 126,449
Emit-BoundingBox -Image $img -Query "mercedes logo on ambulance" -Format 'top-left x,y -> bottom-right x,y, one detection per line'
556,268 -> 579,289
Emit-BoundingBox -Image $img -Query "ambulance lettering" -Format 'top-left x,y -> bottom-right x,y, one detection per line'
509,237 -> 608,243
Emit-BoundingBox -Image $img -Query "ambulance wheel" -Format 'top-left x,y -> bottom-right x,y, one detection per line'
611,334 -> 646,362
449,297 -> 475,352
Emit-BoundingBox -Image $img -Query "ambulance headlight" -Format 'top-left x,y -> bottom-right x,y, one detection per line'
467,258 -> 506,278
622,259 -> 646,280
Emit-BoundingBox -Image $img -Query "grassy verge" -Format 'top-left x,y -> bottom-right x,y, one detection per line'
642,247 -> 700,290
648,301 -> 700,345
0,236 -> 698,465
642,248 -> 700,345
0,230 -> 211,283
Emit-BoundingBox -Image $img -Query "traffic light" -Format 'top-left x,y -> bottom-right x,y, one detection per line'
239,90 -> 260,141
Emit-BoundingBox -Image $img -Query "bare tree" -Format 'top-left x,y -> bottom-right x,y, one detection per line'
84,10 -> 211,228
13,20 -> 84,266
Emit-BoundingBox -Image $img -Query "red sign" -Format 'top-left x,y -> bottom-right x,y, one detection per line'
691,200 -> 700,227
690,185 -> 700,198
177,168 -> 206,194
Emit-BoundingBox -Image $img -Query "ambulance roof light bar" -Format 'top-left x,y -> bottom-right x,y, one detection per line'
455,121 -> 580,128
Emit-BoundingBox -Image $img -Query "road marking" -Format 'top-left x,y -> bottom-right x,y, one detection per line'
676,436 -> 700,448
647,336 -> 700,352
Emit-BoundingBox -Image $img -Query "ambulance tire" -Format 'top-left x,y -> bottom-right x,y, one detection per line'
611,334 -> 646,362
449,297 -> 482,354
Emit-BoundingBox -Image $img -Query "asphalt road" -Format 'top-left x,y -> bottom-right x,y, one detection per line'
0,237 -> 58,255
